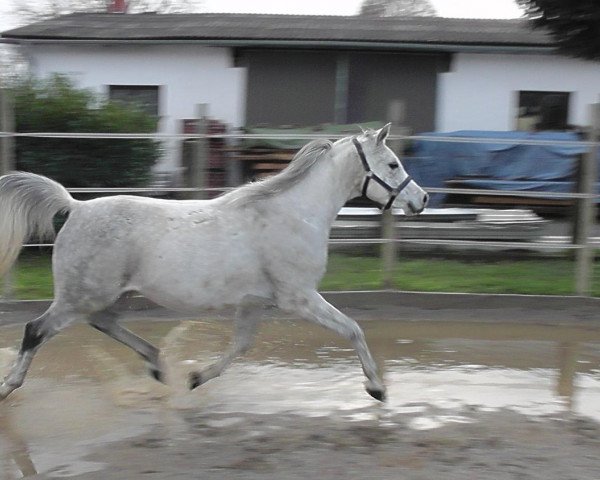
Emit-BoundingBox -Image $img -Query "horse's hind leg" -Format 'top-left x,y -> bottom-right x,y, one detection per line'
189,302 -> 264,390
88,310 -> 164,383
0,304 -> 82,401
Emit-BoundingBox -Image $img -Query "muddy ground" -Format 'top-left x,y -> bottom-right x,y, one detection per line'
27,410 -> 600,480
1,291 -> 600,479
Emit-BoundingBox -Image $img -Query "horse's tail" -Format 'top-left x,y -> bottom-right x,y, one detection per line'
0,172 -> 77,278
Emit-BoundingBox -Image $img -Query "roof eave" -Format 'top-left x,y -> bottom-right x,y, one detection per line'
0,37 -> 555,54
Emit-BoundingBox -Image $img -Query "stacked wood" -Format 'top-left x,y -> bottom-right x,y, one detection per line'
228,123 -> 384,182
227,148 -> 296,181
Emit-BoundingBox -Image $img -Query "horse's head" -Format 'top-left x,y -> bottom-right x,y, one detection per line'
353,124 -> 428,215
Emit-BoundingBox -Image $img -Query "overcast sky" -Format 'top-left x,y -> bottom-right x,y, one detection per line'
0,0 -> 525,31
202,0 -> 524,18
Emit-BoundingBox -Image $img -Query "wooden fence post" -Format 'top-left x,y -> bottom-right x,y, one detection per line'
0,88 -> 16,300
190,103 -> 208,199
0,89 -> 14,175
381,99 -> 406,289
574,103 -> 600,296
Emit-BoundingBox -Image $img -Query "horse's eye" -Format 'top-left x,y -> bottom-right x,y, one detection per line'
388,162 -> 399,170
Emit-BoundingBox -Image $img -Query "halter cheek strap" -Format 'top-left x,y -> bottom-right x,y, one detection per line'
352,137 -> 413,211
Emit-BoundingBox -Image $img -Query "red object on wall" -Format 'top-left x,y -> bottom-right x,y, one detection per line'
108,0 -> 128,13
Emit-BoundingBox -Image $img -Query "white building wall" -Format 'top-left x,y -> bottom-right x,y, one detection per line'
26,44 -> 246,172
437,53 -> 600,132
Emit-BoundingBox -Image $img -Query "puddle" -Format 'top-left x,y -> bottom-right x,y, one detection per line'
1,317 -> 600,477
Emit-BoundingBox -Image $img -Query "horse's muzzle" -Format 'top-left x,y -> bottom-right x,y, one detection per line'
407,193 -> 428,215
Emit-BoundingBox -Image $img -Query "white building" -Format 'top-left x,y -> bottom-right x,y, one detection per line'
438,53 -> 600,131
3,13 -> 600,174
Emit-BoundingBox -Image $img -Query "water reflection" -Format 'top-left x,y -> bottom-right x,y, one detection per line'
1,412 -> 36,479
0,318 -> 599,477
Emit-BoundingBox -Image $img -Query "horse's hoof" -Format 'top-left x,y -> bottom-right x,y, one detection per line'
189,371 -> 203,390
366,387 -> 386,402
0,382 -> 15,401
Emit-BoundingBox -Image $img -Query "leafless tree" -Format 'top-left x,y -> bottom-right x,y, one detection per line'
360,0 -> 437,17
2,0 -> 203,84
12,0 -> 204,22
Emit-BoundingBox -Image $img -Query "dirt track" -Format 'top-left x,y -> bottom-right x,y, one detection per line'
2,291 -> 600,479
24,410 -> 599,480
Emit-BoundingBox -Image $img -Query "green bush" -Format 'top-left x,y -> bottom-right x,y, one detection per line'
14,75 -> 160,187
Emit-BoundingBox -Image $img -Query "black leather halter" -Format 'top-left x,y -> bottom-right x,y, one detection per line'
352,137 -> 413,211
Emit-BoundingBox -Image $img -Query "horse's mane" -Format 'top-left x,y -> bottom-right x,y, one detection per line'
220,138 -> 333,206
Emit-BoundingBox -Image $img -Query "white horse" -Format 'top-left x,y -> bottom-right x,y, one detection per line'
0,124 -> 428,402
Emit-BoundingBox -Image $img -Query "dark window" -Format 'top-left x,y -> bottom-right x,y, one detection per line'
109,85 -> 160,117
517,91 -> 570,131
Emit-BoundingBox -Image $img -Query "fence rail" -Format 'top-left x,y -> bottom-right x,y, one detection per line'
19,238 -> 587,249
5,130 -> 598,202
1,120 -> 600,297
1,130 -> 599,147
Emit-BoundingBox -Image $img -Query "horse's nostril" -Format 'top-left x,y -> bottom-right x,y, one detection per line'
423,193 -> 429,206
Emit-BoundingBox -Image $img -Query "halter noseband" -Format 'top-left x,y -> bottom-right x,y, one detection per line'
352,137 -> 413,211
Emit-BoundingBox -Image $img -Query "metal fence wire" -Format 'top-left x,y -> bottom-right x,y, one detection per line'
0,125 -> 599,296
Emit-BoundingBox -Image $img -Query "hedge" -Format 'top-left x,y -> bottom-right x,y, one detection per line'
13,75 -> 161,187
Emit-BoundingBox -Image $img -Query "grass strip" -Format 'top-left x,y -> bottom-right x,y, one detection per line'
7,252 -> 595,300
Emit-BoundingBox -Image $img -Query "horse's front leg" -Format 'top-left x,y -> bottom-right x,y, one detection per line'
189,301 -> 264,390
282,291 -> 386,401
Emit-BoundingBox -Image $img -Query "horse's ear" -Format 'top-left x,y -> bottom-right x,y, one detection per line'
377,123 -> 391,144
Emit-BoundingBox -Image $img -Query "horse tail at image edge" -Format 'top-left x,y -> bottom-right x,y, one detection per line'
0,171 -> 76,278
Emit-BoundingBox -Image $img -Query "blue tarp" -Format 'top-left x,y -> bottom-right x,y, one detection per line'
406,130 -> 593,206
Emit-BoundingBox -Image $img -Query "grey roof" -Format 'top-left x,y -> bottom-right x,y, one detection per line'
0,13 -> 553,51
